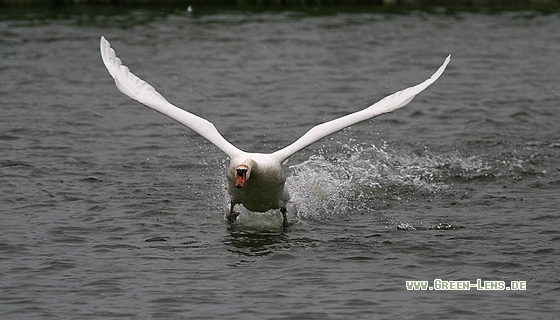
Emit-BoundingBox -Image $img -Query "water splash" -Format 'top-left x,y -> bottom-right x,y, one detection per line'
228,208 -> 286,231
286,142 -> 519,219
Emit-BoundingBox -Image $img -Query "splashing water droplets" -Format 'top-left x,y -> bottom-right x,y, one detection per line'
287,155 -> 353,218
287,142 -> 496,219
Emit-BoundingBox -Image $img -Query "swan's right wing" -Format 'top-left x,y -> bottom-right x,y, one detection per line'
271,55 -> 450,164
100,36 -> 243,159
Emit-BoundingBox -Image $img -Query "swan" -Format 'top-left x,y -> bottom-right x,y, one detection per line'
99,36 -> 450,227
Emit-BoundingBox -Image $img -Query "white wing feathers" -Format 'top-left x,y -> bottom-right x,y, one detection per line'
271,55 -> 450,163
100,36 -> 449,163
100,36 -> 243,159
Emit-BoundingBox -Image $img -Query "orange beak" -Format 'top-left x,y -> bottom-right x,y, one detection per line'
235,170 -> 246,188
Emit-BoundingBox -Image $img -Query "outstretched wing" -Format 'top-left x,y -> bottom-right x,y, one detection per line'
271,55 -> 451,164
100,36 -> 243,159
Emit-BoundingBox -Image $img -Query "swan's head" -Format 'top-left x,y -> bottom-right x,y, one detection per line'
235,163 -> 251,188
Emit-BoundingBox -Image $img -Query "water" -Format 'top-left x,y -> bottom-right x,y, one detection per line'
1,8 -> 560,319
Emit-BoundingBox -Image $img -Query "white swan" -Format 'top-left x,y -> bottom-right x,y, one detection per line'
100,36 -> 450,226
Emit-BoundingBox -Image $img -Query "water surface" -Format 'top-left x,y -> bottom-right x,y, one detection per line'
1,9 -> 559,319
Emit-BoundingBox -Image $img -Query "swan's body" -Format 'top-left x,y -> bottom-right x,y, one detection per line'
100,36 -> 450,226
227,157 -> 288,213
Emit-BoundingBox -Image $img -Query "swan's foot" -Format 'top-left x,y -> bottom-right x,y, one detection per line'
281,207 -> 289,228
226,211 -> 240,223
227,202 -> 239,223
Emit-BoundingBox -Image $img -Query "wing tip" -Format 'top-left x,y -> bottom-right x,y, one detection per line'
99,36 -> 126,82
99,36 -> 114,67
100,36 -> 111,57
444,54 -> 451,66
428,54 -> 451,83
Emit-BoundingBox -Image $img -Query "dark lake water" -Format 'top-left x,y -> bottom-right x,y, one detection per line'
1,7 -> 560,319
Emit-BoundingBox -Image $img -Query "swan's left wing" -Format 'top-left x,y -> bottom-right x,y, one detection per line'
271,55 -> 450,164
100,36 -> 243,159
